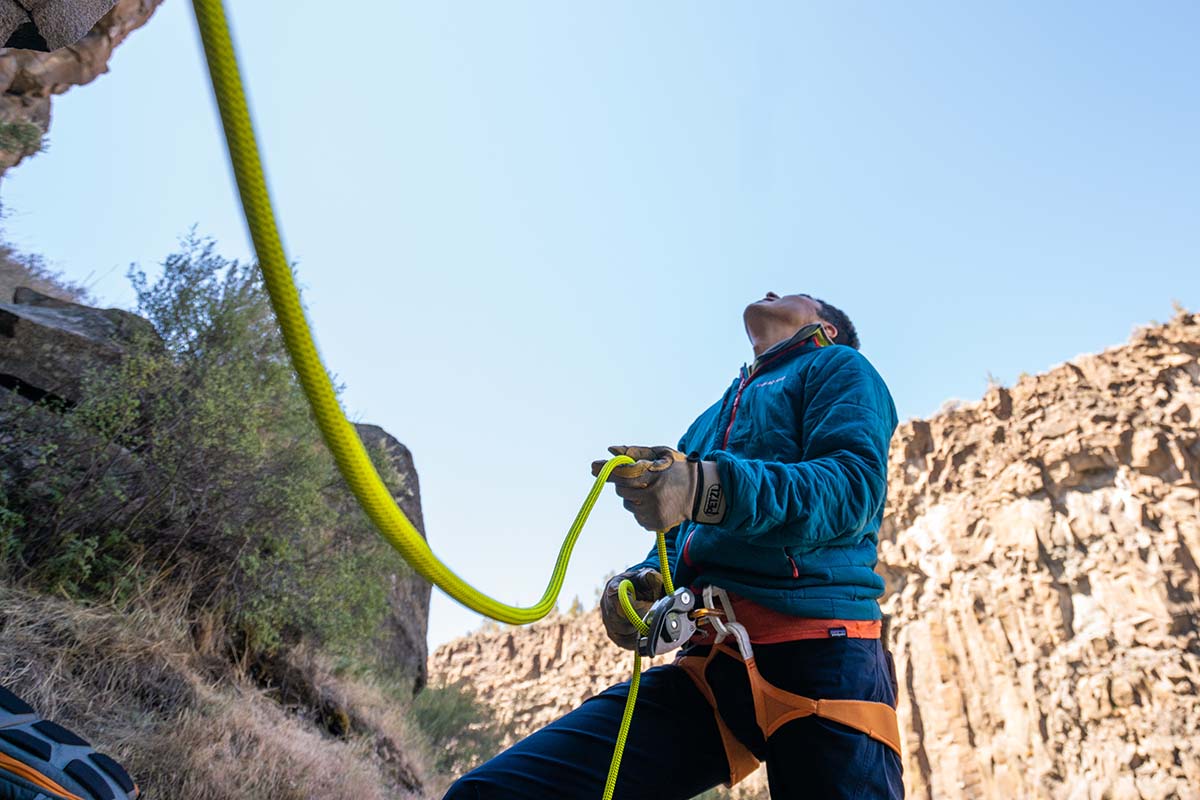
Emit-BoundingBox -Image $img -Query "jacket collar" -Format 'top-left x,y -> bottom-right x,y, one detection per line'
747,322 -> 831,377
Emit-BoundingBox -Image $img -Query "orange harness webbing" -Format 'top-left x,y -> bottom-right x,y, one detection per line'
675,642 -> 902,787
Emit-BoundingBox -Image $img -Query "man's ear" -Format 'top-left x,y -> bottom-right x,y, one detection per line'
822,322 -> 838,343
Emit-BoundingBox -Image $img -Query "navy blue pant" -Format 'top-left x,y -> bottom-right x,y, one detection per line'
445,638 -> 904,799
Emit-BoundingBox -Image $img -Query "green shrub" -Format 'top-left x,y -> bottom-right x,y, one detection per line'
410,681 -> 507,774
0,121 -> 44,156
0,234 -> 411,665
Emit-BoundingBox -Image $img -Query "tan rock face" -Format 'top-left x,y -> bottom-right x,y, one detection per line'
882,312 -> 1200,800
0,0 -> 162,173
431,312 -> 1200,800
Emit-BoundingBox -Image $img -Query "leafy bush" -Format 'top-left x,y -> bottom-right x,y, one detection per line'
409,681 -> 508,774
0,121 -> 44,156
0,234 -> 412,664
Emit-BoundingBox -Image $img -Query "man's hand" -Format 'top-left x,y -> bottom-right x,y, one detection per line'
600,567 -> 664,650
591,445 -> 725,531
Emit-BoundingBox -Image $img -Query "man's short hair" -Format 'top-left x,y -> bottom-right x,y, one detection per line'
812,297 -> 860,350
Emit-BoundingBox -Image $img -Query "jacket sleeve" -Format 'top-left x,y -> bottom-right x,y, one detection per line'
706,348 -> 897,547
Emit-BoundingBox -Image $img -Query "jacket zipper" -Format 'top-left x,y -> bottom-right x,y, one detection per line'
720,336 -> 817,450
719,376 -> 748,450
700,330 -> 827,571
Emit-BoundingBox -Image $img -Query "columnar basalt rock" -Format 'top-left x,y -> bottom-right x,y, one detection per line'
431,311 -> 1200,799
881,311 -> 1200,800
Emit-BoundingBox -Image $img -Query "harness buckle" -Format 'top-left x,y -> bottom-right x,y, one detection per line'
637,587 -> 698,657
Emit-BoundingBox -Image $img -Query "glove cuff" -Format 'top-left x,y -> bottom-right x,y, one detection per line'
690,460 -> 727,524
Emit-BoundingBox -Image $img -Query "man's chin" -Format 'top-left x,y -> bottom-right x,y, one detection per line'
743,301 -> 777,324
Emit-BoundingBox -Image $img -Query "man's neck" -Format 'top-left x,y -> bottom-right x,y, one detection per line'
749,323 -> 827,372
749,326 -> 796,358
749,322 -> 817,358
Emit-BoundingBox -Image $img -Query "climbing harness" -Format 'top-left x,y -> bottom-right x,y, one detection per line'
674,587 -> 903,788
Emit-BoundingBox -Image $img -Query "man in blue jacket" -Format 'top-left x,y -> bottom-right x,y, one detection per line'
446,292 -> 903,799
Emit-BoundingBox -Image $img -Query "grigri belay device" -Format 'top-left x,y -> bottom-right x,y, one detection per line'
637,587 -> 698,657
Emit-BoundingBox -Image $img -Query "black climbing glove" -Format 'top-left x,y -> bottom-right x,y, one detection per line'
599,567 -> 664,650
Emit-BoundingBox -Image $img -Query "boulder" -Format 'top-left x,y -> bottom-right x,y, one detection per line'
0,286 -> 159,404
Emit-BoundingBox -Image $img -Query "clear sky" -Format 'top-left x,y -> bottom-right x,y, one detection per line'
2,1 -> 1197,648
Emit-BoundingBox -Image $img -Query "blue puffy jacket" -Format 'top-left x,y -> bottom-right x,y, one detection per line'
629,326 -> 898,621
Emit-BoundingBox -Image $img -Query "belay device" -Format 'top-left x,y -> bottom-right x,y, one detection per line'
637,587 -> 698,657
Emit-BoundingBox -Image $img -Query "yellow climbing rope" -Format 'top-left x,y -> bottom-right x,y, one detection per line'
606,567 -> 675,800
189,1 -> 665,796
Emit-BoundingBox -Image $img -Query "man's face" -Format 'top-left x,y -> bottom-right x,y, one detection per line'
743,291 -> 826,332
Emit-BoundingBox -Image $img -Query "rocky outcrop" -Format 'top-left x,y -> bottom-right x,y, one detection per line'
356,423 -> 432,693
0,0 -> 162,173
430,311 -> 1200,800
0,286 -> 159,403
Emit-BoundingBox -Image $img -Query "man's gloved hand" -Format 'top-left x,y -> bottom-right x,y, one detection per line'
599,567 -> 664,650
591,445 -> 726,531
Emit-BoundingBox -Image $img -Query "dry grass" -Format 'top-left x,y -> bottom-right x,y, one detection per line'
135,695 -> 402,800
0,584 -> 437,798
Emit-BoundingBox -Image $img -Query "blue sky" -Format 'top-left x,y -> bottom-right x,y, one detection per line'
2,1 -> 1197,647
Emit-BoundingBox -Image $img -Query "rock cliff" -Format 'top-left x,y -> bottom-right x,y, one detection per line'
430,311 -> 1200,800
881,310 -> 1199,800
0,0 -> 162,173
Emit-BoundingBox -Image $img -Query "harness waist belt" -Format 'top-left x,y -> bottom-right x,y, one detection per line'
688,590 -> 882,644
